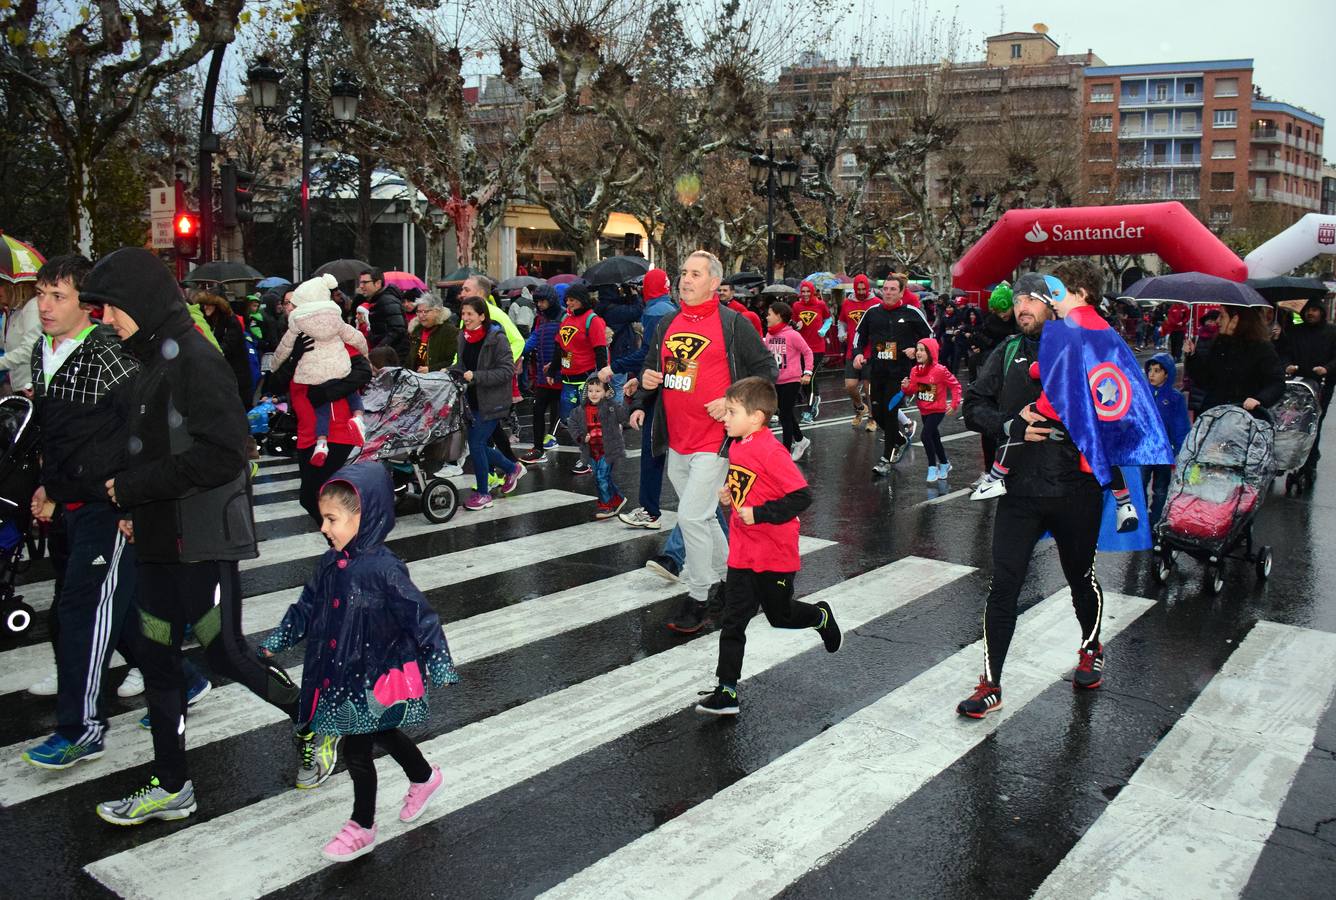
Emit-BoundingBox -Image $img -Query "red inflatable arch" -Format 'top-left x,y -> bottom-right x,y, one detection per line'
951,202 -> 1247,292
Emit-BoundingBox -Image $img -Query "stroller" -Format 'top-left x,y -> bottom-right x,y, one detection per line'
1271,377 -> 1321,495
352,368 -> 467,523
1153,404 -> 1275,595
0,396 -> 42,635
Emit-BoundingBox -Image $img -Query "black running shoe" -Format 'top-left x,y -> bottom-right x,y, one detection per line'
666,599 -> 707,634
956,676 -> 1002,719
701,581 -> 726,632
888,441 -> 907,465
814,600 -> 842,653
1073,642 -> 1104,690
695,685 -> 740,716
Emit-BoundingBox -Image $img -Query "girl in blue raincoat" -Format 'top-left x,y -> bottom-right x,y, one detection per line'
259,462 -> 459,863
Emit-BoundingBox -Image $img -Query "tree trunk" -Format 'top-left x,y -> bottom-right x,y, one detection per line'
67,148 -> 95,257
578,232 -> 600,270
355,156 -> 374,262
826,244 -> 846,275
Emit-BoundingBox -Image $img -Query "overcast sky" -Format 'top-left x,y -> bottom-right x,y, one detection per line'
920,0 -> 1334,143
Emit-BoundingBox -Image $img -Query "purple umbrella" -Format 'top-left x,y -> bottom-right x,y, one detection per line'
547,273 -> 580,286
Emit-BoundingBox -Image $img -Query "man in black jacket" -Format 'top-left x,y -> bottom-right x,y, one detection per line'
82,248 -> 330,826
957,285 -> 1107,719
358,268 -> 409,362
19,255 -> 142,772
1278,298 -> 1336,477
851,275 -> 932,473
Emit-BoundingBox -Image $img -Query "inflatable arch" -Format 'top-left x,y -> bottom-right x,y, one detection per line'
1244,213 -> 1336,278
952,202 -> 1247,292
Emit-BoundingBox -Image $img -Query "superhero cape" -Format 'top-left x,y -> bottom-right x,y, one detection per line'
1038,314 -> 1173,487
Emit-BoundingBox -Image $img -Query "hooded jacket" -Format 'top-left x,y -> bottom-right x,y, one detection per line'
260,463 -> 458,735
596,284 -> 644,362
1146,352 -> 1191,455
791,283 -> 829,355
611,271 -> 676,375
902,337 -> 962,415
80,248 -> 256,563
525,289 -> 564,389
568,391 -> 630,463
367,283 -> 410,361
963,331 -> 1099,498
1277,301 -> 1336,392
408,314 -> 459,371
765,322 -> 814,385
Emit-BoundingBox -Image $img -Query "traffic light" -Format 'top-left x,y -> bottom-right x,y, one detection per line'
174,211 -> 200,259
775,232 -> 801,262
220,163 -> 256,227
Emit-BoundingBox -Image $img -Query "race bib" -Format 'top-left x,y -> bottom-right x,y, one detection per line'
917,384 -> 937,403
876,341 -> 897,361
663,357 -> 699,393
561,353 -> 573,369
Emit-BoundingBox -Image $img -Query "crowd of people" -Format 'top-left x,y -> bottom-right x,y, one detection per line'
9,241 -> 1332,864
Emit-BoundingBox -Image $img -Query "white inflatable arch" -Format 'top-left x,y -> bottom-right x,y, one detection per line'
1244,213 -> 1336,278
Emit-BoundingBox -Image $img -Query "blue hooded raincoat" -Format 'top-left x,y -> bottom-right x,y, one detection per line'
261,463 -> 459,735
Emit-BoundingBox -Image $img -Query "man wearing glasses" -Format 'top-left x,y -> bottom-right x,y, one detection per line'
357,269 -> 409,362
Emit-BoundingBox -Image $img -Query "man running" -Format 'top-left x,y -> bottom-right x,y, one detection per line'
851,274 -> 931,473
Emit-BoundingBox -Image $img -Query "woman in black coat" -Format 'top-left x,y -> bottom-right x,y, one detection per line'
194,289 -> 255,413
1183,306 -> 1286,413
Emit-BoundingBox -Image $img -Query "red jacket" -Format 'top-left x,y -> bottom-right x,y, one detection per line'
291,344 -> 366,450
1161,304 -> 1189,336
728,299 -> 763,336
901,337 -> 962,414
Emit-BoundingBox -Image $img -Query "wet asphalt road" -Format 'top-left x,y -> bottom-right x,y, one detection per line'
1,371 -> 1333,899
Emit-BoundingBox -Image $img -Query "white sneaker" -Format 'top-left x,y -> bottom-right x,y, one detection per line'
1115,500 -> 1139,534
618,507 -> 662,529
970,476 -> 1007,501
939,461 -> 951,478
27,671 -> 58,697
791,437 -> 811,461
434,463 -> 464,479
117,668 -> 145,698
925,465 -> 939,482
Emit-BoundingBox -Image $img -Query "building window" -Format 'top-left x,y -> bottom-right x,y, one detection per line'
1155,83 -> 1168,101
1087,141 -> 1114,162
1181,111 -> 1198,131
1127,83 -> 1141,97
1090,84 -> 1113,103
840,153 -> 858,172
1214,109 -> 1237,128
1184,82 -> 1197,97
1210,206 -> 1233,224
1089,115 -> 1113,133
1211,172 -> 1235,191
1215,77 -> 1239,98
1152,112 -> 1170,133
1010,43 -> 1022,59
1089,174 -> 1111,194
1211,139 -> 1236,159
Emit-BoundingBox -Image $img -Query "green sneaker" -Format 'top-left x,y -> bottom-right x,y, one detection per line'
487,471 -> 505,493
297,730 -> 341,789
96,777 -> 196,825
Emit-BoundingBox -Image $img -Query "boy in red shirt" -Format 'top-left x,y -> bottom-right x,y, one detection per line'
696,377 -> 842,716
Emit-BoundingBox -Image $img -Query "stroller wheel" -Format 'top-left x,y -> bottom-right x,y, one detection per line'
422,479 -> 459,524
4,601 -> 33,635
1205,564 -> 1225,596
1154,554 -> 1173,585
1256,546 -> 1273,581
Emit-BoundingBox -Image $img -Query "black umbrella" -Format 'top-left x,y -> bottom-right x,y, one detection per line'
581,254 -> 650,287
183,261 -> 263,284
312,258 -> 372,293
1121,272 -> 1267,307
1245,276 -> 1330,303
496,275 -> 545,294
725,271 -> 766,287
439,265 -> 486,286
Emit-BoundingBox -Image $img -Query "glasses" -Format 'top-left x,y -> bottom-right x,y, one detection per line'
357,279 -> 373,286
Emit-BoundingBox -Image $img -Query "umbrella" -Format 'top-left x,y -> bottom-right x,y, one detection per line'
803,271 -> 841,292
0,233 -> 45,283
382,271 -> 429,293
1121,272 -> 1266,308
582,254 -> 651,287
725,272 -> 766,287
256,276 -> 291,290
183,260 -> 263,284
547,273 -> 580,286
438,265 -> 485,287
1246,276 -> 1330,303
313,258 -> 372,292
761,283 -> 797,296
496,275 -> 546,294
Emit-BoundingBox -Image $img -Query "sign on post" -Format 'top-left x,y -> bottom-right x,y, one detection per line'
149,188 -> 176,250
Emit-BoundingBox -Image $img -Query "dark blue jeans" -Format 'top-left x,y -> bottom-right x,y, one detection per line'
468,418 -> 517,496
1144,464 -> 1173,527
639,416 -> 666,518
593,456 -> 621,504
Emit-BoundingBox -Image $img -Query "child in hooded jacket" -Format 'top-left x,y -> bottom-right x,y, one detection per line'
521,285 -> 565,464
259,463 -> 458,862
901,337 -> 962,481
1144,352 -> 1191,525
567,374 -> 630,518
273,273 -> 370,465
763,301 -> 815,460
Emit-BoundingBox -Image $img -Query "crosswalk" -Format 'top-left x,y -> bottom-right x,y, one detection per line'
3,451 -> 1333,900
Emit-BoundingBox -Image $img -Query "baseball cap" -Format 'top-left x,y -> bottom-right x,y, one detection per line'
1012,273 -> 1068,309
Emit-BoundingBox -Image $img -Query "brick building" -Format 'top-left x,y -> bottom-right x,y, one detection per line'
1081,59 -> 1323,232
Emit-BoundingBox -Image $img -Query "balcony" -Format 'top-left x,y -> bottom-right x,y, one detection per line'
1118,155 -> 1202,169
1119,95 -> 1203,110
1251,187 -> 1321,209
1250,158 -> 1283,173
1119,187 -> 1201,201
1119,125 -> 1203,139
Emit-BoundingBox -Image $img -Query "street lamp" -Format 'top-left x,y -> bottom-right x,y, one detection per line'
246,46 -> 360,279
749,143 -> 800,283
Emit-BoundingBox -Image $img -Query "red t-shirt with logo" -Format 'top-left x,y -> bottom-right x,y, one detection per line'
557,311 -> 608,376
660,300 -> 730,455
791,296 -> 829,354
726,429 -> 807,572
839,296 -> 878,359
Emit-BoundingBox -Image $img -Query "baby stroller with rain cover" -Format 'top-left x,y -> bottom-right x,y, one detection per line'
1271,377 -> 1321,495
0,396 -> 42,634
1153,404 -> 1275,595
352,367 -> 467,523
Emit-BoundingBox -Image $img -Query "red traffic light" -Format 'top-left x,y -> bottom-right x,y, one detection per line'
175,212 -> 198,236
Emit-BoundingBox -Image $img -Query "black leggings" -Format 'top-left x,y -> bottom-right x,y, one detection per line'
135,560 -> 300,791
345,729 -> 433,828
716,567 -> 821,686
921,412 -> 947,466
775,382 -> 804,448
983,491 -> 1104,684
531,387 -> 562,445
297,441 -> 357,524
870,376 -> 907,458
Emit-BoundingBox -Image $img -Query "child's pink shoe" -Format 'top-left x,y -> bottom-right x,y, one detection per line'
400,765 -> 443,823
347,416 -> 365,444
321,820 -> 377,862
311,437 -> 329,467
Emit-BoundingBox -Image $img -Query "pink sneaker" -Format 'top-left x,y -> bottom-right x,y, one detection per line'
347,416 -> 365,444
310,437 -> 329,467
399,764 -> 443,823
321,820 -> 377,862
501,463 -> 526,496
464,491 -> 493,511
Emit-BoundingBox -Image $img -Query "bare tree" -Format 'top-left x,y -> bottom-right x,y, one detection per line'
0,0 -> 246,253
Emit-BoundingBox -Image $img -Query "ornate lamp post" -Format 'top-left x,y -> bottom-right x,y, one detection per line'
749,143 -> 800,282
